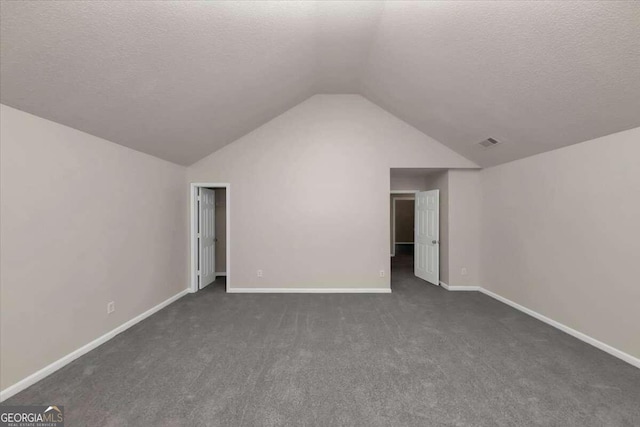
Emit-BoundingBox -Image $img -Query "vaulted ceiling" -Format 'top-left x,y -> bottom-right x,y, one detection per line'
2,1 -> 639,166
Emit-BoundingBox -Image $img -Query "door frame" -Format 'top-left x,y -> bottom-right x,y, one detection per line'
190,183 -> 230,293
390,190 -> 419,257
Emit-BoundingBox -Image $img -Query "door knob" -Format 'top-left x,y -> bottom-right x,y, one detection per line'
432,240 -> 439,244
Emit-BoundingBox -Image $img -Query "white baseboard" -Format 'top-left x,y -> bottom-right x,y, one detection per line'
227,287 -> 392,294
0,288 -> 189,402
215,272 -> 227,276
3,284 -> 636,402
478,288 -> 640,370
439,281 -> 479,291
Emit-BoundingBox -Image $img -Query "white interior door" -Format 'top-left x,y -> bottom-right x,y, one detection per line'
198,188 -> 216,289
415,190 -> 439,285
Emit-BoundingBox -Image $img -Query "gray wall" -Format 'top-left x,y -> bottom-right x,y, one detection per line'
0,105 -> 187,390
390,175 -> 429,191
447,170 -> 481,287
188,95 -> 477,290
480,126 -> 640,359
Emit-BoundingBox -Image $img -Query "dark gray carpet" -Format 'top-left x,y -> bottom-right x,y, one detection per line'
4,255 -> 640,426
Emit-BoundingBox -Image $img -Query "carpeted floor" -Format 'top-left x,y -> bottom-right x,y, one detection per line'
4,255 -> 640,426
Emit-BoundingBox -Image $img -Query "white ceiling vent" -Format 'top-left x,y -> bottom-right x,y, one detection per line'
478,137 -> 501,149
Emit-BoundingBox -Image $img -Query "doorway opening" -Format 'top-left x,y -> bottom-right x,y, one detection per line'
190,183 -> 230,293
390,168 -> 445,287
391,192 -> 416,266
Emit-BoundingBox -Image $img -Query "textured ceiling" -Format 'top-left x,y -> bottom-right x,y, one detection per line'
2,1 -> 639,166
362,1 -> 640,167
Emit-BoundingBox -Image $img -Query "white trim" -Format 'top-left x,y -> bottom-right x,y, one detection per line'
227,287 -> 392,294
390,190 -> 420,194
215,272 -> 227,276
391,194 -> 415,257
439,281 -> 479,291
438,283 -> 640,368
478,288 -> 640,369
190,183 -> 231,293
0,289 -> 189,402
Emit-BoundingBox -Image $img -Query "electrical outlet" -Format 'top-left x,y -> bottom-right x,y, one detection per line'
257,270 -> 263,278
461,267 -> 468,276
107,301 -> 115,314
379,270 -> 385,278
